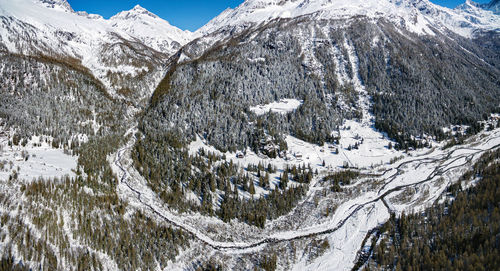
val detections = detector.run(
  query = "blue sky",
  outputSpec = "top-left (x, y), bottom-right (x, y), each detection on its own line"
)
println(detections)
top-left (67, 0), bottom-right (492, 31)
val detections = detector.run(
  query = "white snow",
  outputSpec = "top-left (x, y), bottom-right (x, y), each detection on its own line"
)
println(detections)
top-left (247, 57), bottom-right (266, 63)
top-left (0, 0), bottom-right (194, 97)
top-left (197, 0), bottom-right (500, 38)
top-left (0, 134), bottom-right (77, 182)
top-left (249, 98), bottom-right (303, 116)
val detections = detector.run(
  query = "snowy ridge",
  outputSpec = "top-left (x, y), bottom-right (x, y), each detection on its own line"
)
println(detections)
top-left (0, 0), bottom-right (193, 98)
top-left (198, 0), bottom-right (500, 38)
top-left (109, 5), bottom-right (193, 53)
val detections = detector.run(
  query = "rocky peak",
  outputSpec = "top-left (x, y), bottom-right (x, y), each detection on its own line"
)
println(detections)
top-left (36, 0), bottom-right (73, 12)
top-left (111, 5), bottom-right (159, 20)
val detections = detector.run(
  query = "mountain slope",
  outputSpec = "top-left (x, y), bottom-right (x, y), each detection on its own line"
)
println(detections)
top-left (197, 0), bottom-right (500, 38)
top-left (135, 1), bottom-right (500, 256)
top-left (0, 0), bottom-right (499, 270)
top-left (143, 0), bottom-right (500, 154)
top-left (0, 0), bottom-right (193, 102)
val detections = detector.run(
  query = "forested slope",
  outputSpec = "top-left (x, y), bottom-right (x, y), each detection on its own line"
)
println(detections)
top-left (362, 149), bottom-right (500, 270)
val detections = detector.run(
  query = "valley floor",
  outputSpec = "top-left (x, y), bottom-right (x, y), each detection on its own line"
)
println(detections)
top-left (111, 121), bottom-right (500, 270)
top-left (1, 113), bottom-right (498, 270)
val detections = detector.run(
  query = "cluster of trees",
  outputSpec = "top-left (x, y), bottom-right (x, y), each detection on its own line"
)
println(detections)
top-left (281, 164), bottom-right (314, 187)
top-left (0, 53), bottom-right (128, 148)
top-left (260, 253), bottom-right (278, 271)
top-left (219, 184), bottom-right (308, 228)
top-left (133, 130), bottom-right (313, 228)
top-left (8, 133), bottom-right (191, 270)
top-left (247, 162), bottom-right (277, 174)
top-left (323, 170), bottom-right (360, 192)
top-left (363, 148), bottom-right (500, 270)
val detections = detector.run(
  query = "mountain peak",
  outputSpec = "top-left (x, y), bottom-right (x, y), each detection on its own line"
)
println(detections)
top-left (36, 0), bottom-right (73, 12)
top-left (132, 4), bottom-right (149, 13)
top-left (111, 4), bottom-right (159, 19)
top-left (458, 0), bottom-right (500, 15)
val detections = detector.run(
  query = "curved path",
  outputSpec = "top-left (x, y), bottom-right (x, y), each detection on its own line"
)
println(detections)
top-left (113, 132), bottom-right (500, 252)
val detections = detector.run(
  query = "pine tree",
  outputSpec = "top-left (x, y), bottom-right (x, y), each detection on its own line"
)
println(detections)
top-left (249, 180), bottom-right (255, 195)
top-left (280, 170), bottom-right (288, 190)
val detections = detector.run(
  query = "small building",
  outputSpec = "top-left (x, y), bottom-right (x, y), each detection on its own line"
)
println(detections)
top-left (236, 152), bottom-right (245, 159)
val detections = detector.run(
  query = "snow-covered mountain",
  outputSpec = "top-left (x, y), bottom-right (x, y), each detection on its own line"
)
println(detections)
top-left (480, 0), bottom-right (500, 14)
top-left (0, 0), bottom-right (193, 101)
top-left (109, 5), bottom-right (193, 53)
top-left (1, 0), bottom-right (500, 271)
top-left (197, 0), bottom-right (500, 38)
top-left (455, 0), bottom-right (500, 28)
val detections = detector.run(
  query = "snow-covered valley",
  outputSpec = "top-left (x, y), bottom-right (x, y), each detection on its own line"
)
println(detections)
top-left (0, 0), bottom-right (499, 270)
top-left (112, 116), bottom-right (500, 270)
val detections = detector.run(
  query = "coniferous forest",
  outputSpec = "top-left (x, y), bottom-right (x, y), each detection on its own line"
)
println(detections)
top-left (0, 0), bottom-right (500, 270)
top-left (361, 149), bottom-right (500, 270)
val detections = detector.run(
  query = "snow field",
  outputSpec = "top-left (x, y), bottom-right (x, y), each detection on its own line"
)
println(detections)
top-left (0, 133), bottom-right (77, 182)
top-left (249, 99), bottom-right (303, 116)
top-left (198, 0), bottom-right (500, 38)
